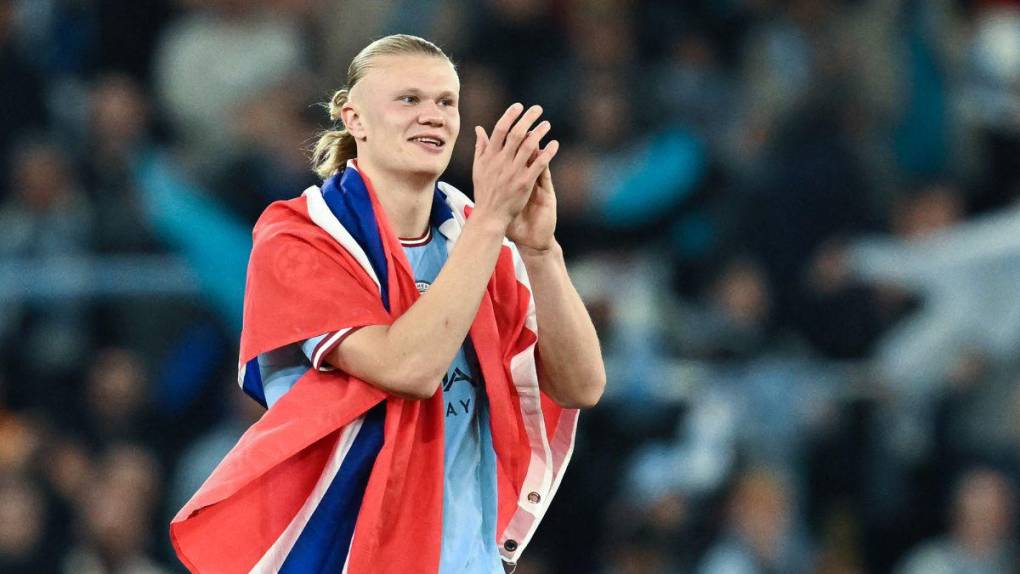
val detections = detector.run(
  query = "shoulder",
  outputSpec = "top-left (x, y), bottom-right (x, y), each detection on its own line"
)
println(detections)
top-left (248, 191), bottom-right (375, 285)
top-left (248, 194), bottom-right (341, 271)
top-left (252, 195), bottom-right (318, 246)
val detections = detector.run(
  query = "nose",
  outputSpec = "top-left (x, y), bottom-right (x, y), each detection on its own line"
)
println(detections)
top-left (418, 102), bottom-right (445, 126)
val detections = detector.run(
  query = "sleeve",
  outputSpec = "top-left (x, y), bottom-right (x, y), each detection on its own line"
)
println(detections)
top-left (847, 205), bottom-right (1020, 289)
top-left (239, 216), bottom-right (392, 365)
top-left (300, 327), bottom-right (365, 371)
top-left (846, 237), bottom-right (930, 288)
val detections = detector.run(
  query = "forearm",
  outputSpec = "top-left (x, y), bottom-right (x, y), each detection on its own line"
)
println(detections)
top-left (326, 212), bottom-right (508, 398)
top-left (520, 242), bottom-right (606, 408)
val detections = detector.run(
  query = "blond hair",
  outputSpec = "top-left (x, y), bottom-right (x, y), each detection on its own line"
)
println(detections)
top-left (310, 34), bottom-right (451, 179)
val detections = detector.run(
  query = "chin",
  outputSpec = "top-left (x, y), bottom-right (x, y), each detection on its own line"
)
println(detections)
top-left (406, 158), bottom-right (450, 181)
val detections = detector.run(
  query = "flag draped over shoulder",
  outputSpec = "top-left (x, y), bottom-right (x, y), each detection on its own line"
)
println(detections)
top-left (170, 160), bottom-right (579, 573)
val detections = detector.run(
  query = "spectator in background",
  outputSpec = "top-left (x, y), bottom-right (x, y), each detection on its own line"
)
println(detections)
top-left (932, 352), bottom-right (1020, 480)
top-left (0, 411), bottom-right (66, 571)
top-left (742, 101), bottom-right (877, 360)
top-left (844, 182), bottom-right (1020, 396)
top-left (98, 445), bottom-right (163, 524)
top-left (0, 138), bottom-right (93, 400)
top-left (153, 0), bottom-right (306, 178)
top-left (0, 410), bottom-right (43, 478)
top-left (63, 444), bottom-right (169, 574)
top-left (895, 467), bottom-right (1017, 574)
top-left (610, 458), bottom-right (693, 573)
top-left (672, 257), bottom-right (773, 360)
top-left (0, 138), bottom-right (94, 258)
top-left (0, 0), bottom-right (47, 201)
top-left (82, 74), bottom-right (199, 365)
top-left (211, 73), bottom-right (320, 225)
top-left (38, 435), bottom-right (93, 556)
top-left (960, 3), bottom-right (1020, 210)
top-left (570, 73), bottom-right (710, 247)
top-left (572, 73), bottom-right (629, 155)
top-left (84, 74), bottom-right (157, 254)
top-left (655, 29), bottom-right (735, 157)
top-left (0, 476), bottom-right (53, 573)
top-left (600, 525), bottom-right (677, 574)
top-left (78, 348), bottom-right (163, 453)
top-left (698, 467), bottom-right (813, 574)
top-left (736, 0), bottom-right (838, 170)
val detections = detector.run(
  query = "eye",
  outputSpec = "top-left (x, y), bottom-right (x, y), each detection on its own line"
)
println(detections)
top-left (399, 95), bottom-right (419, 104)
top-left (439, 98), bottom-right (457, 108)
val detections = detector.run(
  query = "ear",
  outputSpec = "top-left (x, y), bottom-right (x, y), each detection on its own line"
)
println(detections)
top-left (340, 101), bottom-right (366, 140)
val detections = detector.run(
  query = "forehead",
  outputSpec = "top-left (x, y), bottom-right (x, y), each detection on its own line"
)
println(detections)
top-left (360, 54), bottom-right (460, 94)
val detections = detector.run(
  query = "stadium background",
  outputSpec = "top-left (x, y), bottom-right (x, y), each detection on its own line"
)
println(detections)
top-left (2, 0), bottom-right (1020, 572)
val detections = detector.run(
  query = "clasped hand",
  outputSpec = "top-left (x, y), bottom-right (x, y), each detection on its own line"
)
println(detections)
top-left (472, 103), bottom-right (560, 252)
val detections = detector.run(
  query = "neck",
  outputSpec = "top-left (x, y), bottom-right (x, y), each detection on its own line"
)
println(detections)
top-left (356, 158), bottom-right (435, 238)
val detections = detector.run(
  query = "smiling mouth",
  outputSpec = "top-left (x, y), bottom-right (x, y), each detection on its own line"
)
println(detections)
top-left (409, 136), bottom-right (445, 148)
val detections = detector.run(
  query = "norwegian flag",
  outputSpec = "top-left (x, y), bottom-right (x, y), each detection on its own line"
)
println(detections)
top-left (170, 161), bottom-right (578, 573)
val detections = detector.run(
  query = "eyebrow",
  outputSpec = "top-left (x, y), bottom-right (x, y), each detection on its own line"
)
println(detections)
top-left (399, 87), bottom-right (458, 99)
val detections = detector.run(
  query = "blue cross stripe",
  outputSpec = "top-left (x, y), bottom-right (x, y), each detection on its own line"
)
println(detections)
top-left (320, 168), bottom-right (457, 312)
top-left (242, 356), bottom-right (268, 407)
top-left (321, 169), bottom-right (392, 312)
top-left (278, 403), bottom-right (386, 573)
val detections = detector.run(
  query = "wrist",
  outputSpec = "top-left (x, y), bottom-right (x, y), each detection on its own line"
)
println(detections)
top-left (466, 209), bottom-right (511, 238)
top-left (518, 240), bottom-right (563, 261)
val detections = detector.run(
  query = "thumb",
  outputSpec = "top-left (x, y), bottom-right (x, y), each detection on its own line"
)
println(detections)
top-left (474, 126), bottom-right (488, 159)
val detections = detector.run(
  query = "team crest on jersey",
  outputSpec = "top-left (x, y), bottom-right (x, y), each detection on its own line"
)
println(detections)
top-left (415, 280), bottom-right (431, 294)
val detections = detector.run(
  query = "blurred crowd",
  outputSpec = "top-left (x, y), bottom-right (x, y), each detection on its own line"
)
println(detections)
top-left (2, 0), bottom-right (1020, 572)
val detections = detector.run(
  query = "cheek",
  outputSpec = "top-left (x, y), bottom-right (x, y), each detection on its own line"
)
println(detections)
top-left (447, 114), bottom-right (461, 142)
top-left (365, 106), bottom-right (400, 137)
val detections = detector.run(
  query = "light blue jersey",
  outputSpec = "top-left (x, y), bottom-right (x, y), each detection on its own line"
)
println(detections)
top-left (256, 225), bottom-right (502, 573)
top-left (400, 226), bottom-right (503, 574)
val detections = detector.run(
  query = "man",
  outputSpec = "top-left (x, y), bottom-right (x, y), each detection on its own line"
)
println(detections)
top-left (171, 34), bottom-right (605, 573)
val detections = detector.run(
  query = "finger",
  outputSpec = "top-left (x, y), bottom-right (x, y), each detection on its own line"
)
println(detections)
top-left (527, 147), bottom-right (540, 166)
top-left (514, 120), bottom-right (551, 167)
top-left (474, 126), bottom-right (489, 160)
top-left (539, 164), bottom-right (553, 187)
top-left (504, 105), bottom-right (544, 158)
top-left (523, 140), bottom-right (559, 183)
top-left (489, 103), bottom-right (525, 153)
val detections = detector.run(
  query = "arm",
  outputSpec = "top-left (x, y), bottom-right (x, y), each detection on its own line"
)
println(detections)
top-left (506, 152), bottom-right (606, 408)
top-left (848, 204), bottom-right (1020, 288)
top-left (520, 242), bottom-right (606, 409)
top-left (323, 215), bottom-right (507, 399)
top-left (323, 104), bottom-right (559, 399)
